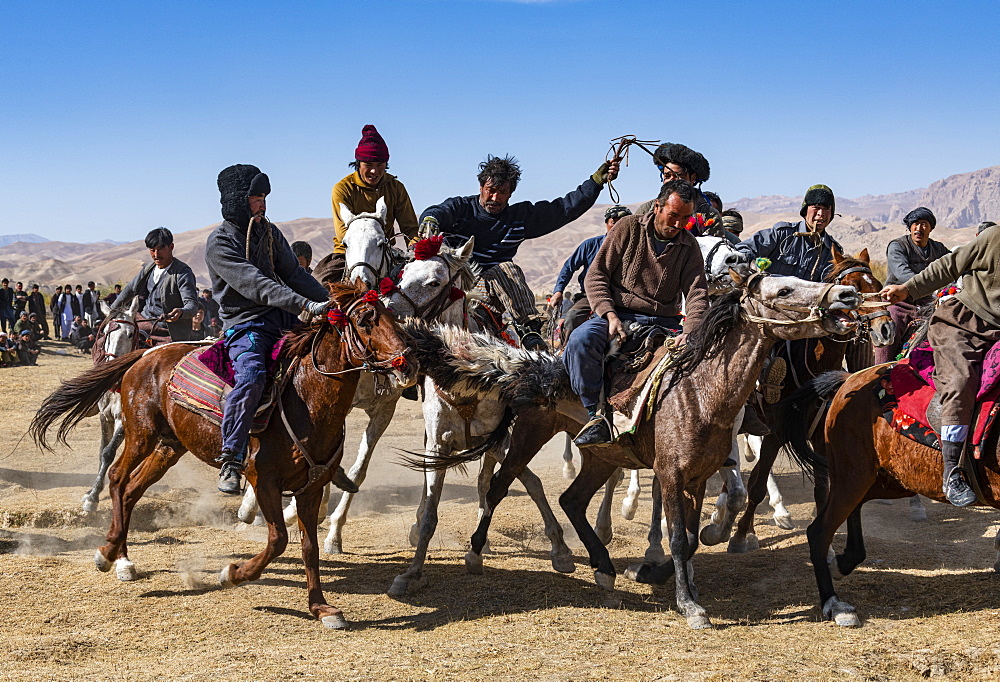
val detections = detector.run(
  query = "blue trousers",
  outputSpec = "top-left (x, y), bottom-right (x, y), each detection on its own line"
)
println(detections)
top-left (563, 311), bottom-right (681, 410)
top-left (220, 317), bottom-right (284, 458)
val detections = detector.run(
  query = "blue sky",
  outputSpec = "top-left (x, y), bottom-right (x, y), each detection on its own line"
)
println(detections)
top-left (3, 0), bottom-right (999, 242)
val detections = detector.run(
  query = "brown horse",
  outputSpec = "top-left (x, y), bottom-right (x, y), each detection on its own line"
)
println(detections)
top-left (781, 363), bottom-right (1000, 627)
top-left (726, 249), bottom-right (894, 552)
top-left (30, 282), bottom-right (417, 629)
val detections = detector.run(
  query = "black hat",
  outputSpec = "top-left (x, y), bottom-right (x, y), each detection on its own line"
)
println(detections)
top-left (903, 207), bottom-right (936, 229)
top-left (217, 164), bottom-right (269, 229)
top-left (800, 184), bottom-right (835, 217)
top-left (652, 143), bottom-right (711, 184)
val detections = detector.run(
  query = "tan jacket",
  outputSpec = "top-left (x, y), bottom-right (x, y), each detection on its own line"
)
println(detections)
top-left (330, 171), bottom-right (418, 253)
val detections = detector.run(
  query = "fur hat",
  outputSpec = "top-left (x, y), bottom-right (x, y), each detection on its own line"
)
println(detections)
top-left (800, 184), bottom-right (835, 217)
top-left (652, 143), bottom-right (710, 184)
top-left (217, 164), bottom-right (268, 228)
top-left (604, 205), bottom-right (632, 221)
top-left (355, 124), bottom-right (389, 163)
top-left (903, 207), bottom-right (936, 229)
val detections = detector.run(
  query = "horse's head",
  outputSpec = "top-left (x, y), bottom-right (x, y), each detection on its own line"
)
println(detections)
top-left (325, 281), bottom-right (419, 388)
top-left (100, 296), bottom-right (144, 360)
top-left (734, 270), bottom-right (861, 341)
top-left (697, 236), bottom-right (752, 295)
top-left (382, 236), bottom-right (480, 322)
top-left (829, 248), bottom-right (894, 347)
top-left (340, 196), bottom-right (390, 289)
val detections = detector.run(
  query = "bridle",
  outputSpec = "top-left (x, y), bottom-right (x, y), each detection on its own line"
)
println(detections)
top-left (342, 212), bottom-right (404, 284)
top-left (94, 316), bottom-right (149, 361)
top-left (831, 264), bottom-right (892, 341)
top-left (309, 292), bottom-right (410, 379)
top-left (383, 255), bottom-right (467, 321)
top-left (739, 272), bottom-right (837, 340)
top-left (704, 239), bottom-right (744, 292)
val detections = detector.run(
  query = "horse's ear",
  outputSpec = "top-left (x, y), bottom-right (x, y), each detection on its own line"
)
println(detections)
top-left (375, 196), bottom-right (388, 223)
top-left (728, 267), bottom-right (746, 286)
top-left (832, 249), bottom-right (844, 264)
top-left (100, 300), bottom-right (111, 316)
top-left (857, 248), bottom-right (870, 263)
top-left (339, 202), bottom-right (355, 226)
top-left (350, 276), bottom-right (366, 292)
top-left (128, 297), bottom-right (141, 315)
top-left (457, 236), bottom-right (475, 263)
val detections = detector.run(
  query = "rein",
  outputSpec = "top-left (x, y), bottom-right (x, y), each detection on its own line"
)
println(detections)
top-left (831, 264), bottom-right (891, 339)
top-left (739, 273), bottom-right (835, 340)
top-left (309, 294), bottom-right (409, 379)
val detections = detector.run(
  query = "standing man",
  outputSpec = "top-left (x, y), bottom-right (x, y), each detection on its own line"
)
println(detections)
top-left (27, 284), bottom-right (49, 339)
top-left (114, 228), bottom-right (199, 343)
top-left (82, 281), bottom-right (103, 326)
top-left (875, 207), bottom-right (950, 364)
top-left (419, 154), bottom-right (619, 348)
top-left (12, 282), bottom-right (29, 317)
top-left (316, 125), bottom-right (419, 284)
top-left (549, 205), bottom-right (631, 343)
top-left (200, 288), bottom-right (222, 336)
top-left (0, 279), bottom-right (14, 333)
top-left (207, 164), bottom-right (342, 494)
top-left (103, 284), bottom-right (122, 308)
top-left (291, 241), bottom-right (313, 273)
top-left (49, 285), bottom-right (64, 340)
top-left (58, 283), bottom-right (81, 340)
top-left (564, 181), bottom-right (710, 445)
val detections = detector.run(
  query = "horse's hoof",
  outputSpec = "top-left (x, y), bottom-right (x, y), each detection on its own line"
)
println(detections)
top-left (727, 534), bottom-right (758, 554)
top-left (623, 563), bottom-right (643, 583)
top-left (321, 614), bottom-right (349, 630)
top-left (94, 550), bottom-right (112, 573)
top-left (551, 553), bottom-right (575, 574)
top-left (408, 524), bottom-right (420, 548)
top-left (323, 539), bottom-right (343, 555)
top-left (236, 506), bottom-right (256, 525)
top-left (773, 512), bottom-right (795, 530)
top-left (875, 498), bottom-right (894, 505)
top-left (219, 564), bottom-right (238, 588)
top-left (81, 494), bottom-right (97, 514)
top-left (115, 558), bottom-right (138, 581)
top-left (700, 523), bottom-right (728, 547)
top-left (621, 497), bottom-right (638, 520)
top-left (562, 463), bottom-right (576, 480)
top-left (687, 614), bottom-right (713, 630)
top-left (594, 571), bottom-right (616, 591)
top-left (388, 575), bottom-right (411, 598)
top-left (823, 596), bottom-right (860, 627)
top-left (465, 550), bottom-right (484, 575)
top-left (994, 560), bottom-right (1000, 575)
top-left (252, 512), bottom-right (266, 527)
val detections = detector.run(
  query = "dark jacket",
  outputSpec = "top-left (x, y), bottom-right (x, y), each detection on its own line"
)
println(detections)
top-left (737, 220), bottom-right (844, 282)
top-left (12, 289), bottom-right (28, 314)
top-left (206, 219), bottom-right (329, 331)
top-left (554, 234), bottom-right (605, 295)
top-left (0, 287), bottom-right (13, 312)
top-left (117, 258), bottom-right (199, 341)
top-left (27, 292), bottom-right (47, 317)
top-left (885, 235), bottom-right (950, 305)
top-left (419, 178), bottom-right (604, 269)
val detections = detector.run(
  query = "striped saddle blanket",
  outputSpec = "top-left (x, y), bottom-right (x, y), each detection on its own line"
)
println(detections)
top-left (167, 348), bottom-right (277, 433)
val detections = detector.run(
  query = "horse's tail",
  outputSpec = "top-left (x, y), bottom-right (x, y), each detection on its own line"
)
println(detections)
top-left (30, 348), bottom-right (147, 451)
top-left (402, 320), bottom-right (572, 409)
top-left (774, 370), bottom-right (848, 479)
top-left (399, 407), bottom-right (515, 472)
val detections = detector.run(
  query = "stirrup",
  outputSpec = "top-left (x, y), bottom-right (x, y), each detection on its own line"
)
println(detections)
top-left (760, 356), bottom-right (786, 405)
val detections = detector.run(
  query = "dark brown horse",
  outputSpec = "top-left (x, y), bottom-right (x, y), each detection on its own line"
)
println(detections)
top-left (30, 282), bottom-right (417, 629)
top-left (781, 363), bottom-right (1000, 627)
top-left (726, 249), bottom-right (894, 552)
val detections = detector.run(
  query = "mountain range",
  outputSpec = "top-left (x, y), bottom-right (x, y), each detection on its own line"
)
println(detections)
top-left (1, 165), bottom-right (996, 295)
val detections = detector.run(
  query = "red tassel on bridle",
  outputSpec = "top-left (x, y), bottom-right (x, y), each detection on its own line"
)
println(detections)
top-left (413, 235), bottom-right (444, 260)
top-left (327, 307), bottom-right (347, 328)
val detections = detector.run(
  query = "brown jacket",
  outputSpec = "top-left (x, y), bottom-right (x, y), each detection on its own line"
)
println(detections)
top-left (585, 211), bottom-right (709, 334)
top-left (331, 171), bottom-right (418, 253)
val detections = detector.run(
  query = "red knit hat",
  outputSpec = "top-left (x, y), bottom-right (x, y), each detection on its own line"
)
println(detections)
top-left (355, 124), bottom-right (389, 163)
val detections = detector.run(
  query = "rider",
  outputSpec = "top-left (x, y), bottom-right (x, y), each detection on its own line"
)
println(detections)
top-left (207, 164), bottom-right (339, 494)
top-left (548, 205), bottom-right (631, 343)
top-left (114, 228), bottom-right (199, 343)
top-left (736, 184), bottom-right (844, 402)
top-left (564, 180), bottom-right (710, 445)
top-left (634, 143), bottom-right (733, 242)
top-left (874, 207), bottom-right (950, 364)
top-left (419, 154), bottom-right (619, 349)
top-left (881, 227), bottom-right (1000, 507)
top-left (317, 125), bottom-right (419, 284)
top-left (720, 210), bottom-right (744, 239)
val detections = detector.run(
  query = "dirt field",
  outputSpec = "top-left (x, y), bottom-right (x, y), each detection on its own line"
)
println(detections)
top-left (4, 348), bottom-right (1000, 681)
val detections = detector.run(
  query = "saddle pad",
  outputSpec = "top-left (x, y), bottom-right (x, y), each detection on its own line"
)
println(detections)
top-left (167, 349), bottom-right (276, 433)
top-left (611, 348), bottom-right (676, 438)
top-left (908, 340), bottom-right (1000, 399)
top-left (608, 343), bottom-right (673, 417)
top-left (875, 364), bottom-right (940, 451)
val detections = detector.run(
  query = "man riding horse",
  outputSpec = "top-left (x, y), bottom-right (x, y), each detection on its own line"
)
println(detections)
top-left (881, 226), bottom-right (1000, 507)
top-left (206, 164), bottom-right (337, 494)
top-left (564, 179), bottom-right (710, 445)
top-left (418, 153), bottom-right (619, 350)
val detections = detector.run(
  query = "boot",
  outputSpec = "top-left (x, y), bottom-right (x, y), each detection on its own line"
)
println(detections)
top-left (574, 413), bottom-right (613, 446)
top-left (942, 440), bottom-right (976, 507)
top-left (216, 451), bottom-right (245, 495)
top-left (331, 466), bottom-right (360, 494)
top-left (759, 356), bottom-right (786, 404)
top-left (739, 403), bottom-right (770, 437)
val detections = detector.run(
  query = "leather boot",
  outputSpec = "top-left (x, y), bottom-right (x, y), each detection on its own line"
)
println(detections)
top-left (739, 403), bottom-right (770, 437)
top-left (218, 459), bottom-right (245, 495)
top-left (574, 417), bottom-right (612, 446)
top-left (331, 466), bottom-right (360, 494)
top-left (760, 356), bottom-right (786, 404)
top-left (942, 440), bottom-right (976, 507)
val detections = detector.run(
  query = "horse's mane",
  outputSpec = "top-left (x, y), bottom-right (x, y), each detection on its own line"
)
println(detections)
top-left (662, 290), bottom-right (743, 393)
top-left (279, 282), bottom-right (362, 360)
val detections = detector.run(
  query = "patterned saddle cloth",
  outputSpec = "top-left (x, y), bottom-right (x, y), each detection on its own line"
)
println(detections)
top-left (607, 328), bottom-right (683, 438)
top-left (166, 339), bottom-right (292, 433)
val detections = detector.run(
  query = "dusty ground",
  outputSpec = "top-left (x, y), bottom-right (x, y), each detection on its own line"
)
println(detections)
top-left (4, 347), bottom-right (1000, 681)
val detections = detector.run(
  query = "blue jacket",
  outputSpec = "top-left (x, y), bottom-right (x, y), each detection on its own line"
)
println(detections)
top-left (554, 234), bottom-right (605, 295)
top-left (737, 220), bottom-right (844, 282)
top-left (419, 178), bottom-right (603, 269)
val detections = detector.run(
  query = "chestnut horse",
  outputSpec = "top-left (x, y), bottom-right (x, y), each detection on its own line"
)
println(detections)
top-left (781, 364), bottom-right (1000, 627)
top-left (29, 283), bottom-right (417, 629)
top-left (725, 249), bottom-right (894, 552)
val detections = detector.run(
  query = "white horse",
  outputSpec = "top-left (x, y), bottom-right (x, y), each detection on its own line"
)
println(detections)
top-left (81, 297), bottom-right (142, 513)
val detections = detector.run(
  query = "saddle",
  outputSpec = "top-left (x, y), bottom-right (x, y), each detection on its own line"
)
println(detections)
top-left (606, 324), bottom-right (682, 438)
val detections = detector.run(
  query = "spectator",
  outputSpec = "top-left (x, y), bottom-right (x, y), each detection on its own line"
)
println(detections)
top-left (12, 282), bottom-right (29, 315)
top-left (200, 288), bottom-right (221, 336)
top-left (103, 284), bottom-right (122, 308)
top-left (0, 278), bottom-right (14, 333)
top-left (189, 303), bottom-right (211, 340)
top-left (70, 317), bottom-right (96, 353)
top-left (0, 332), bottom-right (16, 366)
top-left (17, 329), bottom-right (40, 365)
top-left (291, 241), bottom-right (313, 273)
top-left (82, 281), bottom-right (103, 325)
top-left (50, 285), bottom-right (64, 340)
top-left (27, 284), bottom-right (49, 339)
top-left (58, 283), bottom-right (81, 339)
top-left (13, 311), bottom-right (31, 337)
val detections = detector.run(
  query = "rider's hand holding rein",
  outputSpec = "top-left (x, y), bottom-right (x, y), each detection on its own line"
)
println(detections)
top-left (606, 311), bottom-right (626, 343)
top-left (880, 283), bottom-right (909, 305)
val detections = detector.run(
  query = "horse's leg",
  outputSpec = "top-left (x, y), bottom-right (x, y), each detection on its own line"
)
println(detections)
top-left (808, 486), bottom-right (872, 627)
top-left (237, 484), bottom-right (260, 525)
top-left (475, 453), bottom-right (498, 555)
top-left (389, 465), bottom-right (446, 597)
top-left (621, 469), bottom-right (641, 520)
top-left (324, 397), bottom-right (398, 553)
top-left (831, 504), bottom-right (867, 578)
top-left (908, 494), bottom-right (928, 522)
top-left (594, 467), bottom-right (623, 545)
top-left (83, 399), bottom-right (123, 513)
top-left (625, 476), bottom-right (675, 585)
top-left (701, 416), bottom-right (747, 545)
top-left (97, 438), bottom-right (182, 581)
top-left (220, 477), bottom-right (289, 588)
top-left (562, 434), bottom-right (576, 479)
top-left (993, 526), bottom-right (1000, 574)
top-left (558, 451), bottom-right (620, 590)
top-left (514, 464), bottom-right (574, 573)
top-left (729, 434), bottom-right (781, 553)
top-left (293, 485), bottom-right (348, 629)
top-left (767, 472), bottom-right (795, 529)
top-left (661, 473), bottom-right (711, 629)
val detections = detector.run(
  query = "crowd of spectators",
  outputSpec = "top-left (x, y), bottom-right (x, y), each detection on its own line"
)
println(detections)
top-left (0, 277), bottom-right (224, 368)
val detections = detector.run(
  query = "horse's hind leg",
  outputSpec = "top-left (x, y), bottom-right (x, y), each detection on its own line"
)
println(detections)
top-left (293, 485), bottom-right (347, 629)
top-left (908, 494), bottom-right (928, 522)
top-left (515, 463), bottom-right (574, 573)
top-left (475, 453), bottom-right (498, 555)
top-left (559, 452), bottom-right (619, 590)
top-left (562, 434), bottom-right (576, 479)
top-left (729, 434), bottom-right (780, 553)
top-left (701, 417), bottom-right (747, 546)
top-left (767, 472), bottom-right (795, 529)
top-left (831, 504), bottom-right (866, 579)
top-left (389, 465), bottom-right (446, 597)
top-left (595, 467), bottom-right (623, 545)
top-left (625, 477), bottom-right (677, 585)
top-left (83, 405), bottom-right (123, 513)
top-left (621, 469), bottom-right (641, 520)
top-left (220, 477), bottom-right (289, 589)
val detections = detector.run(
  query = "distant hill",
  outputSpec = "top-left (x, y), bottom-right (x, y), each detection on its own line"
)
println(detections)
top-left (0, 233), bottom-right (49, 248)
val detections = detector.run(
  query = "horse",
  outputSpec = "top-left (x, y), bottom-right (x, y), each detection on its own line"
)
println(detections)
top-left (725, 249), bottom-right (894, 553)
top-left (403, 271), bottom-right (861, 628)
top-left (29, 282), bottom-right (417, 629)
